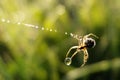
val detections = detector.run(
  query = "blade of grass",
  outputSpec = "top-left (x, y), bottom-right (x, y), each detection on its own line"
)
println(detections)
top-left (64, 58), bottom-right (120, 80)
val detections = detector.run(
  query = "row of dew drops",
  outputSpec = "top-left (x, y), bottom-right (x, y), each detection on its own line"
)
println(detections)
top-left (1, 18), bottom-right (78, 66)
top-left (0, 18), bottom-right (76, 37)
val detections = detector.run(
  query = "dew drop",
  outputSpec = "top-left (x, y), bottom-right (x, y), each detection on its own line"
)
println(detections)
top-left (7, 20), bottom-right (10, 23)
top-left (17, 22), bottom-right (21, 25)
top-left (64, 57), bottom-right (72, 66)
top-left (41, 27), bottom-right (44, 30)
top-left (50, 29), bottom-right (52, 32)
top-left (35, 26), bottom-right (39, 29)
top-left (65, 32), bottom-right (68, 35)
top-left (1, 19), bottom-right (6, 22)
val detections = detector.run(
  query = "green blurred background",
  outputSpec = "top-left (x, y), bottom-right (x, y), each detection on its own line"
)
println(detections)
top-left (0, 0), bottom-right (120, 80)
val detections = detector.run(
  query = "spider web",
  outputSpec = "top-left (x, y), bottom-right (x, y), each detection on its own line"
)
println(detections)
top-left (0, 18), bottom-right (78, 39)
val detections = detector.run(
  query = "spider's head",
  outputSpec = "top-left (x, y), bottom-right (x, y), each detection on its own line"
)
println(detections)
top-left (84, 38), bottom-right (96, 48)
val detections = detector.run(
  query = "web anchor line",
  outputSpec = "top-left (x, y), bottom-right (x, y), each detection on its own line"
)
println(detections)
top-left (1, 18), bottom-right (77, 38)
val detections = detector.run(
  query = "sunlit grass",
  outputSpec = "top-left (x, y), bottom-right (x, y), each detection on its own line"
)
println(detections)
top-left (0, 0), bottom-right (120, 80)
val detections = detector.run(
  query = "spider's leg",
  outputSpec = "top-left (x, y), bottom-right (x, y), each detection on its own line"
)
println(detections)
top-left (71, 49), bottom-right (81, 59)
top-left (81, 48), bottom-right (89, 67)
top-left (85, 33), bottom-right (99, 39)
top-left (66, 46), bottom-right (78, 58)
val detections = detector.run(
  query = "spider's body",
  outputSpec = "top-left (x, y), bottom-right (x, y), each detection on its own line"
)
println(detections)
top-left (65, 33), bottom-right (98, 67)
top-left (84, 38), bottom-right (96, 48)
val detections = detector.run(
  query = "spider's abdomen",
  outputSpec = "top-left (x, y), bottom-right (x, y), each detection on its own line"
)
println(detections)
top-left (85, 38), bottom-right (96, 48)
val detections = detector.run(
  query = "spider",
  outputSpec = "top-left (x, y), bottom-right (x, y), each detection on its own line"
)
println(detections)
top-left (64, 33), bottom-right (98, 67)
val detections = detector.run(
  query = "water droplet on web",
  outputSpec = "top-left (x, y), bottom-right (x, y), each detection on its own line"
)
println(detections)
top-left (41, 27), bottom-right (44, 30)
top-left (64, 57), bottom-right (72, 66)
top-left (0, 18), bottom-right (76, 38)
top-left (35, 26), bottom-right (39, 29)
top-left (50, 29), bottom-right (52, 32)
top-left (17, 22), bottom-right (21, 25)
top-left (1, 18), bottom-right (6, 22)
top-left (65, 32), bottom-right (68, 35)
top-left (7, 20), bottom-right (10, 23)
